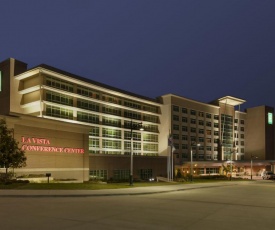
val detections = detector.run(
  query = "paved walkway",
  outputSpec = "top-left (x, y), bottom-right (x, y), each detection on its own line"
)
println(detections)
top-left (1, 180), bottom-right (270, 197)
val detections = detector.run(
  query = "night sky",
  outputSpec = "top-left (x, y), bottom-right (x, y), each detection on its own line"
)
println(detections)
top-left (1, 0), bottom-right (275, 110)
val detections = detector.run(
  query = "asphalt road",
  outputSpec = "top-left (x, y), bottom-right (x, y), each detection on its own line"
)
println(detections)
top-left (1, 180), bottom-right (274, 230)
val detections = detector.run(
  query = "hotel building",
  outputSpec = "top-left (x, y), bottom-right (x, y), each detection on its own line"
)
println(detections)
top-left (0, 58), bottom-right (274, 181)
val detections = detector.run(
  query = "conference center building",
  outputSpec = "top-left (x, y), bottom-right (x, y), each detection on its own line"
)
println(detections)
top-left (0, 58), bottom-right (274, 182)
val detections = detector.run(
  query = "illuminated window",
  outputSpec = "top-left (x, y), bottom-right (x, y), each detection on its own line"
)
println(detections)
top-left (102, 128), bottom-right (121, 139)
top-left (77, 112), bottom-right (99, 124)
top-left (143, 134), bottom-right (158, 142)
top-left (268, 113), bottom-right (273, 125)
top-left (46, 105), bottom-right (73, 120)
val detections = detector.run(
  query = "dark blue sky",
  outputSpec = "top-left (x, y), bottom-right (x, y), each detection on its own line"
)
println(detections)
top-left (1, 0), bottom-right (275, 110)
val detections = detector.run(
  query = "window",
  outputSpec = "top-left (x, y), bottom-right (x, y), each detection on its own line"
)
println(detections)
top-left (102, 94), bottom-right (121, 105)
top-left (182, 153), bottom-right (188, 158)
top-left (77, 86), bottom-right (99, 99)
top-left (182, 108), bottom-right (188, 114)
top-left (125, 131), bottom-right (141, 141)
top-left (206, 168), bottom-right (219, 174)
top-left (77, 99), bottom-right (99, 112)
top-left (199, 129), bottom-right (204, 134)
top-left (102, 128), bottom-right (121, 139)
top-left (199, 145), bottom-right (204, 150)
top-left (198, 112), bottom-right (204, 117)
top-left (191, 128), bottom-right (196, 133)
top-left (143, 114), bottom-right (158, 123)
top-left (173, 105), bottom-right (179, 112)
top-left (206, 122), bottom-right (211, 127)
top-left (182, 117), bottom-right (188, 123)
top-left (124, 100), bottom-right (141, 110)
top-left (240, 120), bottom-right (245, 124)
top-left (206, 138), bottom-right (211, 143)
top-left (182, 126), bottom-right (188, 132)
top-left (206, 146), bottom-right (211, 151)
top-left (240, 127), bottom-right (244, 131)
top-left (182, 135), bottom-right (188, 140)
top-left (190, 110), bottom-right (196, 116)
top-left (191, 119), bottom-right (196, 124)
top-left (102, 117), bottom-right (121, 127)
top-left (102, 106), bottom-right (122, 116)
top-left (173, 124), bottom-right (179, 130)
top-left (143, 143), bottom-right (158, 151)
top-left (103, 139), bottom-right (121, 149)
top-left (89, 127), bottom-right (99, 136)
top-left (182, 144), bottom-right (188, 150)
top-left (46, 91), bottom-right (73, 106)
top-left (198, 154), bottom-right (204, 160)
top-left (191, 136), bottom-right (196, 142)
top-left (214, 123), bottom-right (219, 128)
top-left (198, 120), bottom-right (204, 126)
top-left (89, 139), bottom-right (99, 149)
top-left (124, 141), bottom-right (141, 150)
top-left (114, 169), bottom-right (129, 180)
top-left (234, 119), bottom-right (238, 123)
top-left (124, 110), bottom-right (141, 120)
top-left (199, 137), bottom-right (204, 143)
top-left (173, 134), bottom-right (179, 140)
top-left (241, 134), bottom-right (244, 139)
top-left (241, 141), bottom-right (244, 146)
top-left (143, 134), bottom-right (158, 142)
top-left (46, 105), bottom-right (73, 120)
top-left (77, 112), bottom-right (99, 124)
top-left (173, 115), bottom-right (179, 121)
top-left (206, 113), bottom-right (211, 119)
top-left (90, 170), bottom-right (107, 180)
top-left (206, 130), bottom-right (211, 135)
top-left (214, 131), bottom-right (219, 136)
top-left (214, 115), bottom-right (219, 120)
top-left (139, 169), bottom-right (153, 180)
top-left (46, 76), bottom-right (74, 92)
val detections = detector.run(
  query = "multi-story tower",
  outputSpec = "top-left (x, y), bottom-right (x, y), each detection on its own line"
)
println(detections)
top-left (0, 58), bottom-right (166, 181)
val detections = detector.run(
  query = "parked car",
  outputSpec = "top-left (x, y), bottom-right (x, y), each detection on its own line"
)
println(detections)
top-left (262, 171), bottom-right (275, 180)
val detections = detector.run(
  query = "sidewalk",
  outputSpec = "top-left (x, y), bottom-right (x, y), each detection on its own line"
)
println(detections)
top-left (0, 181), bottom-right (245, 197)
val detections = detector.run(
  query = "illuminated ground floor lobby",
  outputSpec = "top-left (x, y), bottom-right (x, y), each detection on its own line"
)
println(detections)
top-left (178, 160), bottom-right (275, 178)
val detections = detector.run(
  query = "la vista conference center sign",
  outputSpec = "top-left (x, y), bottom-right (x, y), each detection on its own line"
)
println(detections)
top-left (21, 136), bottom-right (85, 154)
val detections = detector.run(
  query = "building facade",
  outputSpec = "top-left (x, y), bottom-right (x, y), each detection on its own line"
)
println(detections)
top-left (1, 57), bottom-right (275, 181)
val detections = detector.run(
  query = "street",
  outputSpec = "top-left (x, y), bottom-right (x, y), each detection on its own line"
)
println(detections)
top-left (1, 180), bottom-right (275, 230)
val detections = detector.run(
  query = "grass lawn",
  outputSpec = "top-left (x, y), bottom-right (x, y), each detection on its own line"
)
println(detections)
top-left (0, 177), bottom-right (248, 190)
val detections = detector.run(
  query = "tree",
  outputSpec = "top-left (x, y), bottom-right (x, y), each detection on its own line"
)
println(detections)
top-left (0, 119), bottom-right (26, 178)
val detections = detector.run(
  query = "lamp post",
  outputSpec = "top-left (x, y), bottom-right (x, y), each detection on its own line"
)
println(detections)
top-left (129, 120), bottom-right (143, 186)
top-left (250, 154), bottom-right (258, 180)
top-left (190, 142), bottom-right (200, 182)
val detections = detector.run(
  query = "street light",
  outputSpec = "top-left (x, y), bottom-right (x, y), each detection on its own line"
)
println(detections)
top-left (129, 120), bottom-right (143, 186)
top-left (250, 154), bottom-right (258, 180)
top-left (190, 142), bottom-right (200, 182)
